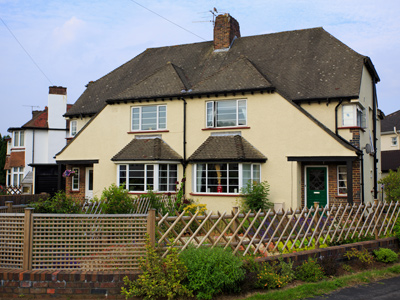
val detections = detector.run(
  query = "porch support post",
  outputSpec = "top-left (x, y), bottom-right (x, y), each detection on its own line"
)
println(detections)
top-left (346, 160), bottom-right (353, 205)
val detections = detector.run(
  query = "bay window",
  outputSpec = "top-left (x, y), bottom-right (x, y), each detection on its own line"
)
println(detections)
top-left (194, 163), bottom-right (260, 194)
top-left (70, 121), bottom-right (77, 136)
top-left (131, 105), bottom-right (166, 131)
top-left (342, 105), bottom-right (366, 128)
top-left (118, 163), bottom-right (177, 192)
top-left (206, 99), bottom-right (246, 128)
top-left (11, 167), bottom-right (24, 186)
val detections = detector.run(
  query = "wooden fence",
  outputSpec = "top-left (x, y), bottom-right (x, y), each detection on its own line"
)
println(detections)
top-left (1, 200), bottom-right (399, 271)
top-left (0, 193), bottom-right (50, 206)
top-left (155, 200), bottom-right (400, 257)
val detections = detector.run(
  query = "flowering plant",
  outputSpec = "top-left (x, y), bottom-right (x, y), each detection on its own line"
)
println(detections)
top-left (62, 169), bottom-right (76, 178)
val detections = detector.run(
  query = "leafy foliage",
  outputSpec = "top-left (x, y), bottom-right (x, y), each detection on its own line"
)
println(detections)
top-left (379, 168), bottom-right (400, 202)
top-left (31, 191), bottom-right (81, 214)
top-left (344, 248), bottom-right (375, 267)
top-left (0, 134), bottom-right (9, 185)
top-left (373, 248), bottom-right (398, 263)
top-left (122, 237), bottom-right (192, 300)
top-left (256, 257), bottom-right (295, 289)
top-left (295, 257), bottom-right (325, 282)
top-left (97, 184), bottom-right (135, 214)
top-left (179, 247), bottom-right (245, 299)
top-left (239, 180), bottom-right (273, 211)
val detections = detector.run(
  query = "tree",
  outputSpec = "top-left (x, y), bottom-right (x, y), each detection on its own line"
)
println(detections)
top-left (379, 168), bottom-right (400, 202)
top-left (0, 134), bottom-right (9, 185)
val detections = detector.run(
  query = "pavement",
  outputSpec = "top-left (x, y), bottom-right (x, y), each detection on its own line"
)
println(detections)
top-left (306, 275), bottom-right (400, 300)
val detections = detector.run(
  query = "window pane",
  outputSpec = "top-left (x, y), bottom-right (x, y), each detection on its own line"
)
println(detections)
top-left (242, 164), bottom-right (251, 187)
top-left (228, 163), bottom-right (239, 193)
top-left (158, 106), bottom-right (166, 129)
top-left (132, 108), bottom-right (140, 130)
top-left (197, 164), bottom-right (206, 192)
top-left (146, 165), bottom-right (154, 190)
top-left (342, 105), bottom-right (354, 126)
top-left (14, 132), bottom-right (19, 147)
top-left (206, 102), bottom-right (214, 127)
top-left (128, 164), bottom-right (145, 191)
top-left (238, 100), bottom-right (246, 125)
top-left (168, 165), bottom-right (177, 191)
top-left (216, 100), bottom-right (236, 127)
top-left (141, 106), bottom-right (157, 130)
top-left (20, 131), bottom-right (24, 147)
top-left (253, 164), bottom-right (261, 183)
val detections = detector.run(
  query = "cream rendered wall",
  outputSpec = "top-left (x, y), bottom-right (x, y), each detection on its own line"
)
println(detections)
top-left (381, 133), bottom-right (399, 151)
top-left (184, 93), bottom-right (357, 212)
top-left (57, 101), bottom-right (185, 198)
top-left (297, 102), bottom-right (337, 132)
top-left (57, 93), bottom-right (358, 212)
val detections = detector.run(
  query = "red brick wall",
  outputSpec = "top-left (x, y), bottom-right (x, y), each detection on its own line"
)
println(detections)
top-left (65, 165), bottom-right (87, 202)
top-left (214, 14), bottom-right (240, 49)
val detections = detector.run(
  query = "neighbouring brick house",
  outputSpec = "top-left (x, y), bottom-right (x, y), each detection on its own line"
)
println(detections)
top-left (56, 14), bottom-right (382, 211)
top-left (381, 110), bottom-right (400, 172)
top-left (4, 86), bottom-right (73, 195)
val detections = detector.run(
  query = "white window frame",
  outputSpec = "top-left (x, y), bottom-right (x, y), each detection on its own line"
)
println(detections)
top-left (131, 105), bottom-right (167, 131)
top-left (194, 162), bottom-right (261, 194)
top-left (11, 167), bottom-right (24, 186)
top-left (72, 168), bottom-right (80, 191)
top-left (337, 165), bottom-right (347, 196)
top-left (70, 120), bottom-right (77, 136)
top-left (206, 99), bottom-right (247, 128)
top-left (13, 131), bottom-right (24, 147)
top-left (118, 163), bottom-right (177, 192)
top-left (342, 104), bottom-right (366, 128)
top-left (391, 136), bottom-right (398, 147)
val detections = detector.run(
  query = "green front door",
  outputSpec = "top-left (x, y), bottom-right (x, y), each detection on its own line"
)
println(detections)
top-left (306, 167), bottom-right (327, 207)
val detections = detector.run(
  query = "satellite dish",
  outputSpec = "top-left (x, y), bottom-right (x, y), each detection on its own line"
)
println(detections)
top-left (365, 143), bottom-right (371, 154)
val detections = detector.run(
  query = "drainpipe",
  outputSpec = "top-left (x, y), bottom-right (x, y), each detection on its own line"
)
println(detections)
top-left (373, 81), bottom-right (378, 199)
top-left (360, 152), bottom-right (364, 204)
top-left (32, 129), bottom-right (35, 164)
top-left (179, 97), bottom-right (187, 174)
top-left (334, 99), bottom-right (343, 135)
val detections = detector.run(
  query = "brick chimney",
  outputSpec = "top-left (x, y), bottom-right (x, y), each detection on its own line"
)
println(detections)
top-left (49, 86), bottom-right (67, 95)
top-left (213, 14), bottom-right (240, 50)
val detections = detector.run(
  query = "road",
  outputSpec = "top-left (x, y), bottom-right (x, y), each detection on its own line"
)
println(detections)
top-left (307, 275), bottom-right (400, 300)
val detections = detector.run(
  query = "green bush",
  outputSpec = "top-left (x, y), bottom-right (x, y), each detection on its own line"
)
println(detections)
top-left (121, 237), bottom-right (192, 300)
top-left (31, 191), bottom-right (81, 214)
top-left (295, 257), bottom-right (325, 282)
top-left (256, 257), bottom-right (295, 289)
top-left (344, 248), bottom-right (375, 267)
top-left (379, 168), bottom-right (400, 202)
top-left (373, 248), bottom-right (398, 263)
top-left (179, 247), bottom-right (245, 299)
top-left (97, 184), bottom-right (135, 214)
top-left (239, 180), bottom-right (273, 211)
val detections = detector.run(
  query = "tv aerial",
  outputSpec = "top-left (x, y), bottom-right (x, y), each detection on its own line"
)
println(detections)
top-left (194, 7), bottom-right (225, 25)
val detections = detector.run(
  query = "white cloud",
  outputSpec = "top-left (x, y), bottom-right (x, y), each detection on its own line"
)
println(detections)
top-left (52, 16), bottom-right (86, 47)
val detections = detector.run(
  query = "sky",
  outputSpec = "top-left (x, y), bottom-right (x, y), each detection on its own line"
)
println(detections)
top-left (1, 0), bottom-right (400, 136)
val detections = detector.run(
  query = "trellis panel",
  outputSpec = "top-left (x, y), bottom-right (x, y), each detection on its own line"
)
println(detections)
top-left (0, 213), bottom-right (25, 268)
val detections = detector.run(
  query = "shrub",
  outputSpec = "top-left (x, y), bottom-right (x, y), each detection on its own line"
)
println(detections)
top-left (98, 184), bottom-right (134, 214)
top-left (121, 237), bottom-right (192, 300)
top-left (373, 248), bottom-right (398, 263)
top-left (179, 247), bottom-right (245, 299)
top-left (239, 180), bottom-right (273, 212)
top-left (295, 257), bottom-right (325, 282)
top-left (256, 257), bottom-right (295, 289)
top-left (344, 248), bottom-right (375, 267)
top-left (31, 191), bottom-right (81, 214)
top-left (379, 168), bottom-right (400, 202)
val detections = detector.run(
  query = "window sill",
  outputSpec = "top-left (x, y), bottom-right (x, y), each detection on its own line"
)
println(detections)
top-left (337, 126), bottom-right (365, 132)
top-left (10, 147), bottom-right (25, 151)
top-left (336, 195), bottom-right (348, 198)
top-left (127, 191), bottom-right (176, 195)
top-left (69, 190), bottom-right (80, 193)
top-left (190, 192), bottom-right (241, 197)
top-left (128, 130), bottom-right (169, 134)
top-left (202, 126), bottom-right (250, 131)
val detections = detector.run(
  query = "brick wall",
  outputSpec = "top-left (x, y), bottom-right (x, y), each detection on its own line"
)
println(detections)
top-left (213, 14), bottom-right (241, 50)
top-left (65, 165), bottom-right (87, 202)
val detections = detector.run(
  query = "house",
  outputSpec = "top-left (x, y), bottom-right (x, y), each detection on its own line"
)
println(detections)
top-left (4, 86), bottom-right (72, 194)
top-left (56, 14), bottom-right (382, 211)
top-left (381, 110), bottom-right (400, 173)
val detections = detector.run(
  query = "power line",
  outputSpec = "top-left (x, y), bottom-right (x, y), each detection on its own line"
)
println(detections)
top-left (128, 0), bottom-right (207, 41)
top-left (0, 16), bottom-right (54, 85)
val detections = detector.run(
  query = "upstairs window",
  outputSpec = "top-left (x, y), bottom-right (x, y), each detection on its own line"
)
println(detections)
top-left (13, 131), bottom-right (24, 147)
top-left (342, 105), bottom-right (366, 128)
top-left (131, 105), bottom-right (166, 131)
top-left (70, 121), bottom-right (77, 136)
top-left (206, 99), bottom-right (246, 128)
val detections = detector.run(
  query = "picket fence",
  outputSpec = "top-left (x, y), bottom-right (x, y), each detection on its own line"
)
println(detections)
top-left (0, 200), bottom-right (399, 271)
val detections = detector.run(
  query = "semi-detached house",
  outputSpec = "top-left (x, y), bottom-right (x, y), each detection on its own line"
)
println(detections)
top-left (56, 14), bottom-right (382, 212)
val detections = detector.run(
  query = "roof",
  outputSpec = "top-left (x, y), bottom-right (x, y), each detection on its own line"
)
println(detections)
top-left (188, 135), bottom-right (267, 162)
top-left (5, 151), bottom-right (25, 169)
top-left (381, 150), bottom-right (400, 172)
top-left (381, 110), bottom-right (400, 133)
top-left (111, 138), bottom-right (182, 161)
top-left (66, 27), bottom-right (378, 118)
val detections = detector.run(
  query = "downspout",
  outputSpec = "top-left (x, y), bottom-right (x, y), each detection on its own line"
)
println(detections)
top-left (373, 81), bottom-right (378, 199)
top-left (179, 97), bottom-right (187, 175)
top-left (335, 99), bottom-right (343, 135)
top-left (360, 152), bottom-right (364, 204)
top-left (32, 129), bottom-right (35, 164)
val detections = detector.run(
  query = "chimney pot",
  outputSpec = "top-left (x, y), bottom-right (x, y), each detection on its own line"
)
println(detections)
top-left (213, 13), bottom-right (240, 50)
top-left (49, 86), bottom-right (67, 95)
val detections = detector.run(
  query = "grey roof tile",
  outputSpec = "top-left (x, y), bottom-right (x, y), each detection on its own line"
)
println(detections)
top-left (188, 135), bottom-right (267, 162)
top-left (111, 138), bottom-right (182, 161)
top-left (381, 110), bottom-right (400, 133)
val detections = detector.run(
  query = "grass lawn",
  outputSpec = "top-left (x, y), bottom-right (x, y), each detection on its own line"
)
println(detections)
top-left (243, 264), bottom-right (400, 300)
